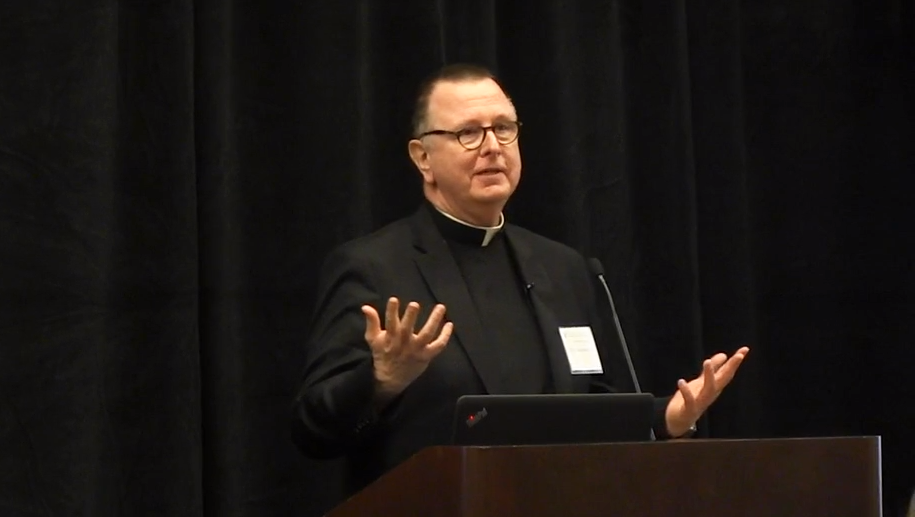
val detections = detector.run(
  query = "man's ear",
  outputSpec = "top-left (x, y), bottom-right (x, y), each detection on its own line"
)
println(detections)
top-left (408, 139), bottom-right (434, 184)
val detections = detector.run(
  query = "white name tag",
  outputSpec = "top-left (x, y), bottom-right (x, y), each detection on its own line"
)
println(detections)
top-left (557, 326), bottom-right (603, 375)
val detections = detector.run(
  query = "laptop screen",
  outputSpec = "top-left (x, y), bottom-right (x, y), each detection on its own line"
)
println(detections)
top-left (451, 393), bottom-right (655, 446)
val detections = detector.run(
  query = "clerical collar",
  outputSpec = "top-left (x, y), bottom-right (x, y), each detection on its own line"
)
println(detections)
top-left (427, 203), bottom-right (504, 247)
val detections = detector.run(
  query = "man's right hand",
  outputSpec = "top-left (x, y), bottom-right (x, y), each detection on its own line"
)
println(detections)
top-left (362, 297), bottom-right (453, 408)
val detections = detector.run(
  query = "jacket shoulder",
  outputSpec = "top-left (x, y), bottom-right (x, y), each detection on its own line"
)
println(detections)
top-left (507, 224), bottom-right (586, 261)
top-left (321, 216), bottom-right (415, 269)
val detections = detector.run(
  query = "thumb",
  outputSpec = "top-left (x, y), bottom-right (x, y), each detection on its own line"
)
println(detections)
top-left (362, 305), bottom-right (381, 342)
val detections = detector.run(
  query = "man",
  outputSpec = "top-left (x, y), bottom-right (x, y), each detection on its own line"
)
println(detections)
top-left (292, 63), bottom-right (749, 498)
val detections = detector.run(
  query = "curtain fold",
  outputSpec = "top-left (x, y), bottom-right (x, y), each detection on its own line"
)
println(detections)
top-left (0, 1), bottom-right (202, 515)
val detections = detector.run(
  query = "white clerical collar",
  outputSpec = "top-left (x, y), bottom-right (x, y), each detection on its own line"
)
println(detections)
top-left (433, 206), bottom-right (504, 247)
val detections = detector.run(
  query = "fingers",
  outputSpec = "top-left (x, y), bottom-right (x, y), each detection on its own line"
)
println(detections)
top-left (678, 347), bottom-right (750, 425)
top-left (699, 359), bottom-right (718, 400)
top-left (362, 305), bottom-right (381, 341)
top-left (677, 378), bottom-right (697, 414)
top-left (714, 352), bottom-right (746, 387)
top-left (400, 301), bottom-right (421, 339)
top-left (704, 359), bottom-right (716, 383)
top-left (423, 321), bottom-right (454, 359)
top-left (373, 298), bottom-right (452, 357)
top-left (711, 346), bottom-right (749, 383)
top-left (384, 297), bottom-right (400, 333)
top-left (708, 353), bottom-right (728, 371)
top-left (415, 304), bottom-right (447, 343)
top-left (705, 346), bottom-right (750, 377)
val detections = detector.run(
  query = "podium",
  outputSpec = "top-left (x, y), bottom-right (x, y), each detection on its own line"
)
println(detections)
top-left (325, 436), bottom-right (881, 517)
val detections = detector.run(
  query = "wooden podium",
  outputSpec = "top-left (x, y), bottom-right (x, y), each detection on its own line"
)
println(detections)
top-left (325, 436), bottom-right (882, 517)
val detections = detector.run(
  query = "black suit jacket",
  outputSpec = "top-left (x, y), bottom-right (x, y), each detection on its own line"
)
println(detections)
top-left (292, 204), bottom-right (670, 495)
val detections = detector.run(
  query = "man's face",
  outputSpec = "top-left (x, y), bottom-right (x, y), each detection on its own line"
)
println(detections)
top-left (410, 78), bottom-right (522, 226)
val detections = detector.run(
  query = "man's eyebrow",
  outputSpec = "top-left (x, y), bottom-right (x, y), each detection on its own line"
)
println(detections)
top-left (453, 113), bottom-right (517, 127)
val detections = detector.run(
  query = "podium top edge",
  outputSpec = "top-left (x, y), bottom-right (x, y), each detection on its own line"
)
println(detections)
top-left (425, 435), bottom-right (881, 451)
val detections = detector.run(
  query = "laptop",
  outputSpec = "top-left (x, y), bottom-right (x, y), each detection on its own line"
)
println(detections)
top-left (451, 392), bottom-right (655, 446)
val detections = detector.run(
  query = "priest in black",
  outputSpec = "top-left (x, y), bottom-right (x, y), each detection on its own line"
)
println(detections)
top-left (291, 63), bottom-right (750, 501)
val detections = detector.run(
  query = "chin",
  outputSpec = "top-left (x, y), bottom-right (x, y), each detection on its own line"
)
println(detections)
top-left (471, 187), bottom-right (512, 205)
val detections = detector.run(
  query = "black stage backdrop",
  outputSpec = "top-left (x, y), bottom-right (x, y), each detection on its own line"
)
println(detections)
top-left (1, 1), bottom-right (913, 516)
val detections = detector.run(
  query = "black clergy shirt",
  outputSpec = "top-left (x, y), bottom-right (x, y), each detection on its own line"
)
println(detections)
top-left (426, 202), bottom-right (554, 395)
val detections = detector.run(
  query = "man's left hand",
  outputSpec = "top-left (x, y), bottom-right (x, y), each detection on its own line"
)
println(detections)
top-left (664, 346), bottom-right (750, 437)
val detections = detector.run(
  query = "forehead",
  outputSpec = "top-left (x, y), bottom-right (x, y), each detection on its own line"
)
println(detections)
top-left (426, 78), bottom-right (516, 126)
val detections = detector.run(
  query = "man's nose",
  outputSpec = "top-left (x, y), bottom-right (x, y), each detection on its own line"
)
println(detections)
top-left (478, 128), bottom-right (502, 154)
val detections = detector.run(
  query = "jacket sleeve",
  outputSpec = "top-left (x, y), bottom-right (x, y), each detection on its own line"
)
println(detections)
top-left (290, 244), bottom-right (393, 459)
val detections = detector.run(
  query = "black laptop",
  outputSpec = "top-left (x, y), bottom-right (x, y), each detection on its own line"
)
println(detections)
top-left (451, 392), bottom-right (655, 446)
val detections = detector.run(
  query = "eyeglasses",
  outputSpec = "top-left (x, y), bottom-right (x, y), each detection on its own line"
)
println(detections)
top-left (417, 121), bottom-right (522, 150)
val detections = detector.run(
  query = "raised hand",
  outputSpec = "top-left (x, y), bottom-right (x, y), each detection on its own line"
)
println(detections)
top-left (664, 346), bottom-right (750, 437)
top-left (362, 297), bottom-right (453, 405)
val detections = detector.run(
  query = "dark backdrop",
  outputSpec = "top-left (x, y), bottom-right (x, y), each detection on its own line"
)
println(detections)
top-left (1, 1), bottom-right (913, 516)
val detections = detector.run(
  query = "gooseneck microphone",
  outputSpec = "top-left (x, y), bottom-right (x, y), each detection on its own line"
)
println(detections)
top-left (587, 258), bottom-right (642, 394)
top-left (587, 258), bottom-right (656, 441)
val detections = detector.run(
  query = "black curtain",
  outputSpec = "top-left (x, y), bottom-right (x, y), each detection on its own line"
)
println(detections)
top-left (1, 1), bottom-right (913, 516)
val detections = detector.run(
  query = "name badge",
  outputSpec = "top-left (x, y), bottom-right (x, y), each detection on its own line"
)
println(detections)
top-left (557, 326), bottom-right (603, 375)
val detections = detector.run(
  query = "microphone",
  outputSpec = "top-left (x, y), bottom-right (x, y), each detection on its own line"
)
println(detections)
top-left (587, 258), bottom-right (656, 441)
top-left (587, 258), bottom-right (642, 393)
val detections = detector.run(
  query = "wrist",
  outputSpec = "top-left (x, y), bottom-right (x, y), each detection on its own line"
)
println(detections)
top-left (672, 422), bottom-right (698, 438)
top-left (665, 421), bottom-right (697, 438)
top-left (371, 373), bottom-right (406, 412)
top-left (664, 406), bottom-right (698, 438)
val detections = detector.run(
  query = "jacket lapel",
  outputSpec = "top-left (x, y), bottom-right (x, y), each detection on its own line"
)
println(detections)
top-left (503, 227), bottom-right (576, 394)
top-left (410, 208), bottom-right (504, 395)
